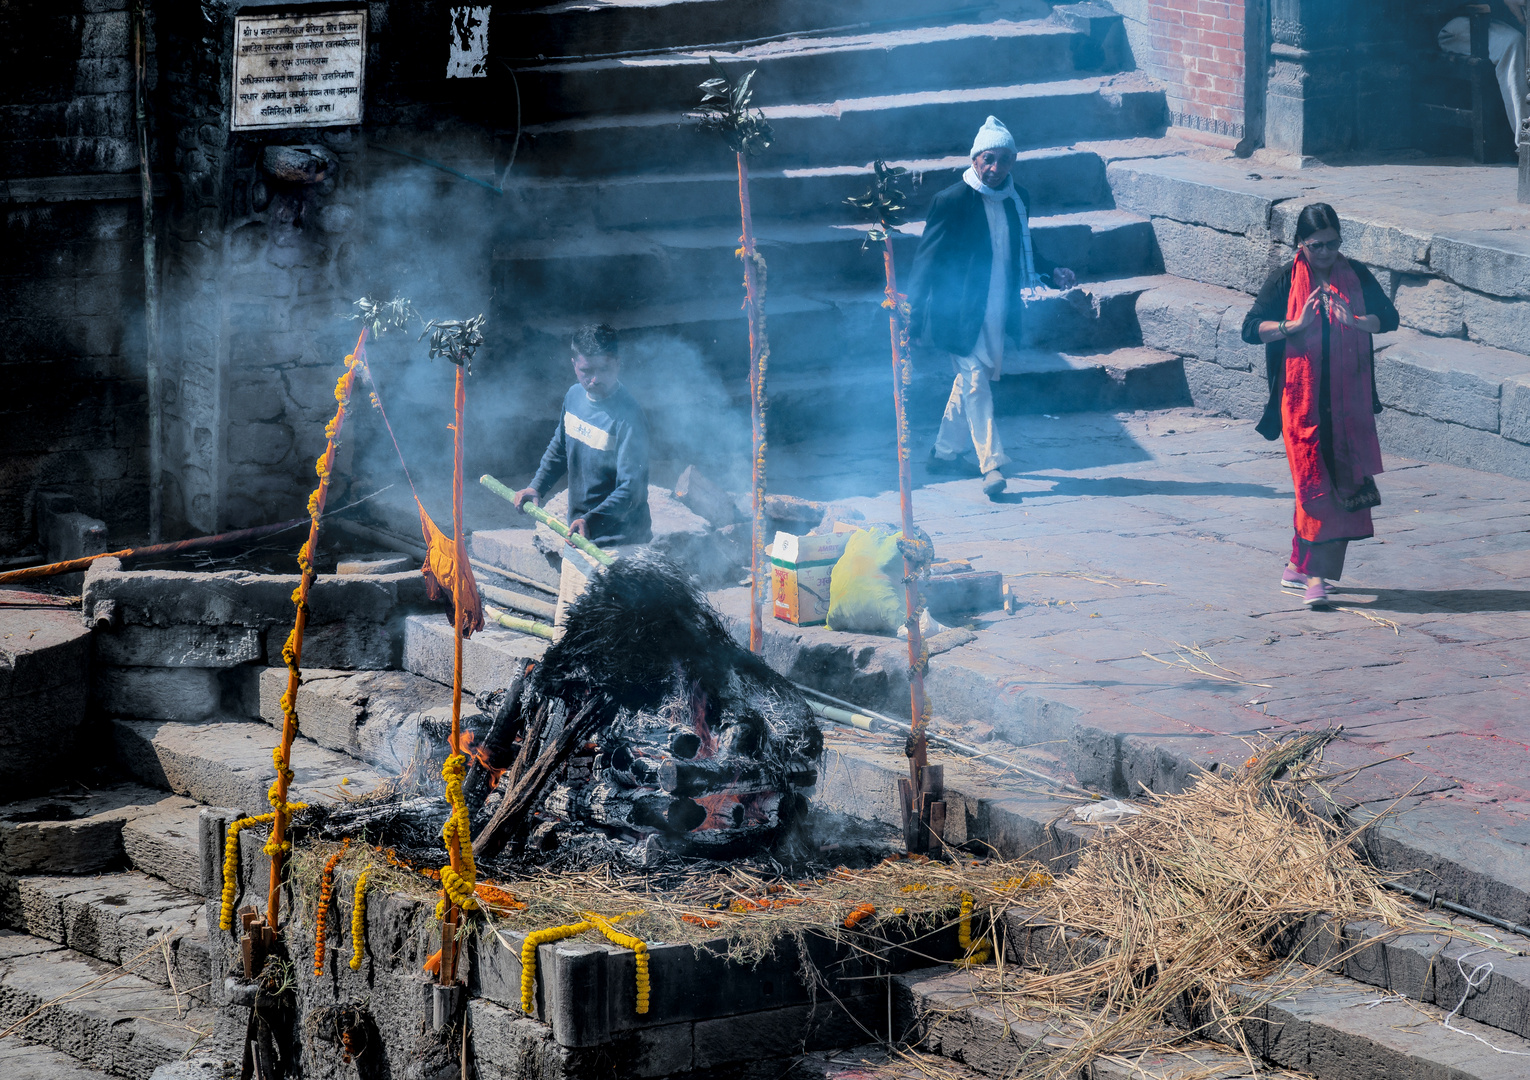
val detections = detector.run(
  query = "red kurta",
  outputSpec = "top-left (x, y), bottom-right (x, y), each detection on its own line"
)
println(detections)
top-left (1281, 253), bottom-right (1384, 543)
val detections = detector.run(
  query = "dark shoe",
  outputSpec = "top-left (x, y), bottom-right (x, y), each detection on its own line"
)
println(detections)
top-left (982, 470), bottom-right (1006, 498)
top-left (927, 450), bottom-right (976, 476)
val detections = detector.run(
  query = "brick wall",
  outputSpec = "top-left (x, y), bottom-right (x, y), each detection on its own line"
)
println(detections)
top-left (0, 0), bottom-right (149, 554)
top-left (1144, 0), bottom-right (1249, 140)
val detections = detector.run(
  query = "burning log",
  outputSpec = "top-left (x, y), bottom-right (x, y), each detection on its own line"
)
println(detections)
top-left (657, 757), bottom-right (816, 798)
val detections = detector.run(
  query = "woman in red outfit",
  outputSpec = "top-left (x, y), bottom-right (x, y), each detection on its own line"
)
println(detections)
top-left (1241, 204), bottom-right (1399, 609)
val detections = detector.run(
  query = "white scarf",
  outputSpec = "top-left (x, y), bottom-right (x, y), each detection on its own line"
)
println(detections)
top-left (962, 166), bottom-right (1042, 298)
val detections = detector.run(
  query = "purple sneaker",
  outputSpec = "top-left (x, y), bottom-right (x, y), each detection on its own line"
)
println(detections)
top-left (1280, 566), bottom-right (1305, 591)
top-left (1303, 579), bottom-right (1332, 608)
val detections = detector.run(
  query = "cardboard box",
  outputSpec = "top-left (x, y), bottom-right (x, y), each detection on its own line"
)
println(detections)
top-left (770, 530), bottom-right (853, 625)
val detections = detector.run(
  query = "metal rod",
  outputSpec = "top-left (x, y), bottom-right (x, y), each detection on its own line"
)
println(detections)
top-left (1381, 881), bottom-right (1530, 941)
top-left (330, 516), bottom-right (558, 596)
top-left (795, 682), bottom-right (1097, 799)
top-left (0, 517), bottom-right (310, 585)
top-left (131, 0), bottom-right (161, 543)
top-left (479, 474), bottom-right (615, 566)
top-left (373, 145), bottom-right (503, 195)
top-left (740, 151), bottom-right (766, 654)
top-left (484, 603), bottom-right (556, 640)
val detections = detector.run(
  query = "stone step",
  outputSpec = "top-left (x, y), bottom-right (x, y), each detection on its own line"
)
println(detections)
top-left (1, 785), bottom-right (205, 896)
top-left (1105, 154), bottom-right (1530, 359)
top-left (897, 966), bottom-right (1278, 1079)
top-left (401, 613), bottom-right (547, 697)
top-left (0, 1035), bottom-right (121, 1080)
top-left (518, 17), bottom-right (1119, 122)
top-left (1, 870), bottom-right (212, 1006)
top-left (1131, 276), bottom-right (1530, 484)
top-left (515, 74), bottom-right (1167, 178)
top-left (492, 211), bottom-right (1158, 315)
top-left (496, 149), bottom-right (1111, 235)
top-left (0, 608), bottom-right (91, 799)
top-left (0, 930), bottom-right (218, 1080)
top-left (253, 666), bottom-right (474, 776)
top-left (504, 0), bottom-right (1052, 58)
top-left (111, 718), bottom-right (388, 818)
top-left (508, 274), bottom-right (1169, 385)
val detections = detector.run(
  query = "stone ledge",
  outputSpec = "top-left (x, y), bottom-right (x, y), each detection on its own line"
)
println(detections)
top-left (1375, 330), bottom-right (1530, 433)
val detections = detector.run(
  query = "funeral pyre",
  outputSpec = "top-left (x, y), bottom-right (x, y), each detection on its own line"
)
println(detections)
top-left (310, 551), bottom-right (824, 869)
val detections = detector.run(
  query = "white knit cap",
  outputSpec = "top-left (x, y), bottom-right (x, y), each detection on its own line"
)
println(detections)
top-left (970, 115), bottom-right (1016, 157)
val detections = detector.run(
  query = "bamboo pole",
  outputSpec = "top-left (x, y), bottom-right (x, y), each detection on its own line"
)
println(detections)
top-left (484, 603), bottom-right (556, 640)
top-left (0, 518), bottom-right (309, 586)
top-left (266, 329), bottom-right (366, 928)
top-left (479, 474), bottom-right (615, 566)
top-left (441, 363), bottom-right (470, 984)
top-left (740, 150), bottom-right (767, 654)
top-left (882, 236), bottom-right (930, 844)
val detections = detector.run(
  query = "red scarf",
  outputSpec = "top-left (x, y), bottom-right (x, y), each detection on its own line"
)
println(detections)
top-left (1281, 252), bottom-right (1384, 537)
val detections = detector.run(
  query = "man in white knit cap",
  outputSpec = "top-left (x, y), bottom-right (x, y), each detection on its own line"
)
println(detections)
top-left (907, 115), bottom-right (1075, 498)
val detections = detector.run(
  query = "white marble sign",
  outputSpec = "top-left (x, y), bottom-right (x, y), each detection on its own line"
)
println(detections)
top-left (232, 11), bottom-right (367, 130)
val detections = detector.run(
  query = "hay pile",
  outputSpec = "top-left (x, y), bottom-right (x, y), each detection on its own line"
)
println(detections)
top-left (965, 765), bottom-right (1414, 1078)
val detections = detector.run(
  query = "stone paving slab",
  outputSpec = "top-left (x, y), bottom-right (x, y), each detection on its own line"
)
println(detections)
top-left (0, 1035), bottom-right (119, 1080)
top-left (1, 870), bottom-right (210, 1003)
top-left (735, 407), bottom-right (1530, 930)
top-left (0, 930), bottom-right (217, 1080)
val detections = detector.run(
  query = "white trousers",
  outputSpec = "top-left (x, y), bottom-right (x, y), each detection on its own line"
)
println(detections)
top-left (1440, 17), bottom-right (1527, 146)
top-left (933, 352), bottom-right (1009, 475)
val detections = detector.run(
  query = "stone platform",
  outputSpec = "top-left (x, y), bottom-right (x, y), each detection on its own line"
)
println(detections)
top-left (723, 406), bottom-right (1530, 932)
top-left (1106, 150), bottom-right (1530, 482)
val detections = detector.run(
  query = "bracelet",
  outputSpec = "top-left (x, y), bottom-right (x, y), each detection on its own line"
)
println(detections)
top-left (1279, 320), bottom-right (1289, 337)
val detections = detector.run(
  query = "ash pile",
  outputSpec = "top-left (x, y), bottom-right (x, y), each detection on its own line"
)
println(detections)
top-left (328, 551), bottom-right (823, 866)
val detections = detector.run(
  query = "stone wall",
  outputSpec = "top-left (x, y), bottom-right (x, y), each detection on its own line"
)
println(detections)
top-left (0, 0), bottom-right (149, 552)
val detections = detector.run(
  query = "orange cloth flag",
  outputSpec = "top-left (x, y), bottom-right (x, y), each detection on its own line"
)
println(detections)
top-left (417, 499), bottom-right (485, 636)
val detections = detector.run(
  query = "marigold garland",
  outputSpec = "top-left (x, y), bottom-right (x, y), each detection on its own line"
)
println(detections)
top-left (585, 911), bottom-right (651, 1015)
top-left (519, 919), bottom-right (594, 1011)
top-left (219, 812), bottom-right (275, 932)
top-left (435, 753), bottom-right (479, 920)
top-left (956, 892), bottom-right (991, 965)
top-left (313, 840), bottom-right (350, 976)
top-left (349, 867), bottom-right (371, 971)
top-left (265, 336), bottom-right (365, 929)
top-left (843, 903), bottom-right (876, 930)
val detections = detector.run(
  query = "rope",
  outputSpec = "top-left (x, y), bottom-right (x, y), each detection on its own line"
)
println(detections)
top-left (1442, 937), bottom-right (1530, 1055)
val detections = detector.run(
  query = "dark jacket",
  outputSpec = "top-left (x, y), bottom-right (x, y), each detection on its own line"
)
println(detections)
top-left (905, 180), bottom-right (1055, 358)
top-left (529, 383), bottom-right (652, 546)
top-left (1240, 259), bottom-right (1399, 440)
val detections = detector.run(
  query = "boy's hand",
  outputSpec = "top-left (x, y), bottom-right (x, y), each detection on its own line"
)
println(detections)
top-left (567, 518), bottom-right (589, 542)
top-left (513, 486), bottom-right (539, 508)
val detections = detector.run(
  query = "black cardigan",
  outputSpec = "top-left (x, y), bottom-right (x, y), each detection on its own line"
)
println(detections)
top-left (906, 180), bottom-right (1056, 358)
top-left (1240, 260), bottom-right (1400, 440)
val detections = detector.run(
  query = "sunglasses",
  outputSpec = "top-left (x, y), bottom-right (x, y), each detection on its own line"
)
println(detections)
top-left (1301, 239), bottom-right (1341, 253)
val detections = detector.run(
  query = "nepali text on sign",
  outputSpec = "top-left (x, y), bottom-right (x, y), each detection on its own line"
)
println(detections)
top-left (232, 12), bottom-right (367, 130)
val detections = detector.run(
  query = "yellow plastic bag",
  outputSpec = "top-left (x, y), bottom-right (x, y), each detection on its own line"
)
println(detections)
top-left (826, 528), bottom-right (904, 633)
